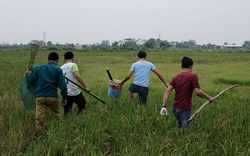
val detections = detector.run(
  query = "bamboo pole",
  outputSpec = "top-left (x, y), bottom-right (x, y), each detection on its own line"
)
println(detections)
top-left (28, 44), bottom-right (39, 70)
top-left (188, 84), bottom-right (239, 122)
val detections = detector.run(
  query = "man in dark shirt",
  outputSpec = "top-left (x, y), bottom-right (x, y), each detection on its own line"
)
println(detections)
top-left (26, 52), bottom-right (67, 136)
top-left (160, 56), bottom-right (214, 129)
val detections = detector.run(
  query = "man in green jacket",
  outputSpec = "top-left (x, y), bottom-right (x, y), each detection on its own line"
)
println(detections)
top-left (26, 52), bottom-right (67, 136)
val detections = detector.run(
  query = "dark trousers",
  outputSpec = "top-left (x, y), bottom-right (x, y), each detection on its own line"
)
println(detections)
top-left (64, 92), bottom-right (86, 115)
top-left (129, 83), bottom-right (149, 104)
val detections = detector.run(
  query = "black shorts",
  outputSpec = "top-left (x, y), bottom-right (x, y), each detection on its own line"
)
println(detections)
top-left (129, 83), bottom-right (149, 104)
top-left (64, 92), bottom-right (86, 115)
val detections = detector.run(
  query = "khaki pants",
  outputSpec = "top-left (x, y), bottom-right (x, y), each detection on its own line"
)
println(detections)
top-left (35, 97), bottom-right (59, 135)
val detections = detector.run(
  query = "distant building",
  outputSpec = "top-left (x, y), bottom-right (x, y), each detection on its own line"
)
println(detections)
top-left (221, 44), bottom-right (243, 50)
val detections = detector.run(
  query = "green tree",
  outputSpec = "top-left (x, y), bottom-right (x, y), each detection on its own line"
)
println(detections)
top-left (243, 41), bottom-right (250, 49)
top-left (47, 41), bottom-right (52, 47)
top-left (97, 40), bottom-right (110, 51)
top-left (175, 40), bottom-right (197, 49)
top-left (144, 38), bottom-right (156, 49)
top-left (111, 41), bottom-right (119, 50)
top-left (29, 40), bottom-right (46, 47)
top-left (159, 40), bottom-right (171, 50)
top-left (201, 43), bottom-right (214, 49)
top-left (121, 38), bottom-right (138, 50)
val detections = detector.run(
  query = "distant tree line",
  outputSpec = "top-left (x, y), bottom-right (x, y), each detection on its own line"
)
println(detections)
top-left (1, 38), bottom-right (250, 51)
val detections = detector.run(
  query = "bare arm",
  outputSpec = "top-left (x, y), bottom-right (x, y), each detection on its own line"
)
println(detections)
top-left (194, 88), bottom-right (214, 102)
top-left (162, 85), bottom-right (174, 107)
top-left (118, 71), bottom-right (133, 86)
top-left (73, 72), bottom-right (90, 92)
top-left (152, 69), bottom-right (168, 87)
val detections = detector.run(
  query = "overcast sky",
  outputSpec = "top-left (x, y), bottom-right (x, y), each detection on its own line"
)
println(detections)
top-left (1, 0), bottom-right (249, 45)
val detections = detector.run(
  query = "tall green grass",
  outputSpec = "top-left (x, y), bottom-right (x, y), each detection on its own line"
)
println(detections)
top-left (0, 50), bottom-right (249, 155)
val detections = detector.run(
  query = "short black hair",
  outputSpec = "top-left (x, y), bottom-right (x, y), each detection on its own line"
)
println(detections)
top-left (182, 56), bottom-right (193, 68)
top-left (137, 51), bottom-right (147, 58)
top-left (48, 52), bottom-right (59, 61)
top-left (64, 51), bottom-right (74, 60)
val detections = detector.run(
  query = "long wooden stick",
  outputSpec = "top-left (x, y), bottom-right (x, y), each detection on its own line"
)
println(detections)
top-left (188, 84), bottom-right (239, 122)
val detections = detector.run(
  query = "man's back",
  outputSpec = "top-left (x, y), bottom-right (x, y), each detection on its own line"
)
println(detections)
top-left (170, 72), bottom-right (200, 110)
top-left (131, 60), bottom-right (156, 87)
top-left (28, 61), bottom-right (67, 98)
top-left (61, 62), bottom-right (81, 96)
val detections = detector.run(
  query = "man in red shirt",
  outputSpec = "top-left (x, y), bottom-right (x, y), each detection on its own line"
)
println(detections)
top-left (160, 56), bottom-right (214, 129)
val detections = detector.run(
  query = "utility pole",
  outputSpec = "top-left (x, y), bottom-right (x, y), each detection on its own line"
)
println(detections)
top-left (43, 32), bottom-right (46, 45)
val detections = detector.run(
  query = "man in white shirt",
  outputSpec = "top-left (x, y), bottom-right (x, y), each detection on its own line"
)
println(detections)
top-left (61, 51), bottom-right (90, 115)
top-left (118, 51), bottom-right (168, 104)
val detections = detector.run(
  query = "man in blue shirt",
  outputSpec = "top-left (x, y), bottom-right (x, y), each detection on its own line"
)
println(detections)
top-left (26, 52), bottom-right (67, 136)
top-left (118, 51), bottom-right (168, 104)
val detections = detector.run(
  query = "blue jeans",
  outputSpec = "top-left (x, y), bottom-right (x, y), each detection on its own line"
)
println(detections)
top-left (172, 107), bottom-right (191, 128)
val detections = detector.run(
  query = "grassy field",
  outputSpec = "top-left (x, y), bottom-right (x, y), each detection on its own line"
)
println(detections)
top-left (0, 49), bottom-right (249, 155)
